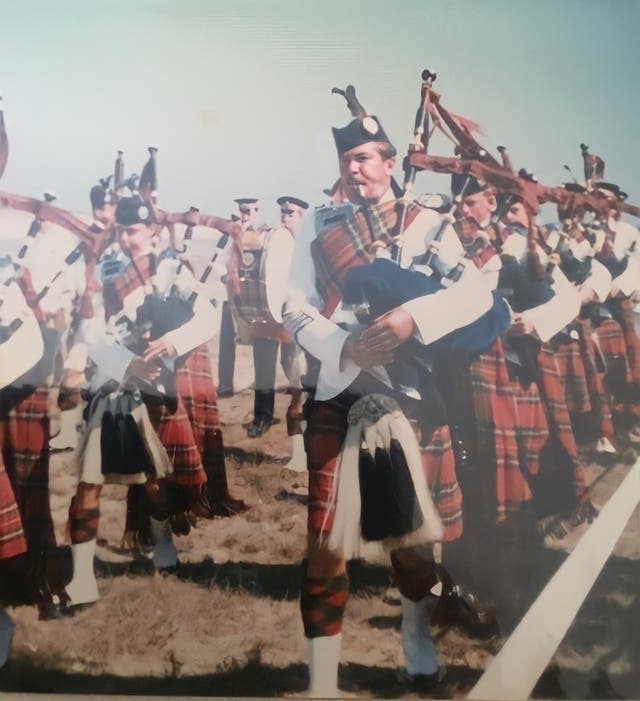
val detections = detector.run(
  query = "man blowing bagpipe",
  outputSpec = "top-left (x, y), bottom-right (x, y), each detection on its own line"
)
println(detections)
top-left (282, 76), bottom-right (510, 696)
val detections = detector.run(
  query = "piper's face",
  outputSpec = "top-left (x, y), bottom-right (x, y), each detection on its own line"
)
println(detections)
top-left (94, 203), bottom-right (115, 226)
top-left (504, 201), bottom-right (530, 229)
top-left (239, 204), bottom-right (259, 230)
top-left (339, 142), bottom-right (395, 205)
top-left (280, 204), bottom-right (305, 235)
top-left (117, 222), bottom-right (154, 257)
top-left (458, 191), bottom-right (496, 226)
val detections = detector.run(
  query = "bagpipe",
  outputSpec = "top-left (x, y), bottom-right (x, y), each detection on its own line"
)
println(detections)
top-left (107, 226), bottom-right (232, 397)
top-left (329, 74), bottom-right (511, 397)
top-left (395, 72), bottom-right (573, 384)
top-left (0, 96), bottom-right (98, 389)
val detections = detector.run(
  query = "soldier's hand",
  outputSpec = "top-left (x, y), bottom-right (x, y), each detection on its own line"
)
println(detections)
top-left (509, 313), bottom-right (537, 337)
top-left (144, 336), bottom-right (178, 361)
top-left (359, 307), bottom-right (417, 352)
top-left (342, 332), bottom-right (394, 370)
top-left (127, 356), bottom-right (162, 382)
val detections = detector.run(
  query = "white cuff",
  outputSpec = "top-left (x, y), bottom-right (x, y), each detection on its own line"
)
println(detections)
top-left (613, 257), bottom-right (640, 297)
top-left (164, 296), bottom-right (217, 357)
top-left (296, 315), bottom-right (360, 400)
top-left (585, 259), bottom-right (612, 303)
top-left (523, 286), bottom-right (580, 342)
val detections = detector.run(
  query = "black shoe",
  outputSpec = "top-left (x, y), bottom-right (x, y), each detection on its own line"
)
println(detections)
top-left (217, 387), bottom-right (234, 398)
top-left (431, 585), bottom-right (499, 640)
top-left (384, 669), bottom-right (441, 698)
top-left (247, 418), bottom-right (272, 438)
top-left (406, 671), bottom-right (441, 695)
top-left (157, 563), bottom-right (179, 577)
top-left (59, 600), bottom-right (97, 618)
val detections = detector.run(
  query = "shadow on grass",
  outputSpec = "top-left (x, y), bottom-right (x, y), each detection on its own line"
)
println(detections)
top-left (92, 557), bottom-right (392, 602)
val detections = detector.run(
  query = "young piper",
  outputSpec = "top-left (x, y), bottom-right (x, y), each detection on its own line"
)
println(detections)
top-left (64, 197), bottom-right (243, 612)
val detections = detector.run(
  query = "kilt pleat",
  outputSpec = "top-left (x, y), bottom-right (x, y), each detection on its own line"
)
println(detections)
top-left (0, 454), bottom-right (27, 561)
top-left (305, 391), bottom-right (462, 543)
top-left (596, 318), bottom-right (631, 381)
top-left (0, 386), bottom-right (56, 553)
top-left (552, 337), bottom-right (591, 415)
top-left (465, 339), bottom-right (541, 522)
top-left (536, 345), bottom-right (586, 499)
top-left (174, 344), bottom-right (230, 500)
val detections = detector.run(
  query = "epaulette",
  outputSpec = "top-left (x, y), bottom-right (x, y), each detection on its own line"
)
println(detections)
top-left (314, 202), bottom-right (354, 237)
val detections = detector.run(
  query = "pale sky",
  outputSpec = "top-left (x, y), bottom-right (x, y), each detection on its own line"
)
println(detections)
top-left (0, 0), bottom-right (639, 226)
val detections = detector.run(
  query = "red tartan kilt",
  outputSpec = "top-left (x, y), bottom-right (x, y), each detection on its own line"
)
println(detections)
top-left (596, 319), bottom-right (630, 379)
top-left (0, 386), bottom-right (56, 553)
top-left (0, 454), bottom-right (27, 561)
top-left (552, 338), bottom-right (591, 414)
top-left (559, 319), bottom-right (614, 439)
top-left (421, 425), bottom-right (462, 541)
top-left (616, 298), bottom-right (640, 385)
top-left (172, 344), bottom-right (229, 502)
top-left (536, 345), bottom-right (586, 500)
top-left (305, 393), bottom-right (462, 544)
top-left (144, 349), bottom-right (213, 488)
top-left (464, 341), bottom-right (542, 522)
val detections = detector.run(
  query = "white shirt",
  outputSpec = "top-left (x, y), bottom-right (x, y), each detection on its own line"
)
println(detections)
top-left (88, 251), bottom-right (218, 391)
top-left (284, 191), bottom-right (495, 400)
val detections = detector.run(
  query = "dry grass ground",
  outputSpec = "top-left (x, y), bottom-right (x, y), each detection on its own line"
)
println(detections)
top-left (1, 343), bottom-right (639, 698)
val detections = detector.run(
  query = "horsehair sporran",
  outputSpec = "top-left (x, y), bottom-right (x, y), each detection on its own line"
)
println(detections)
top-left (323, 393), bottom-right (443, 559)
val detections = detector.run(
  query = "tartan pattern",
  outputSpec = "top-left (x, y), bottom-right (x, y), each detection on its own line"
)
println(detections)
top-left (104, 254), bottom-right (208, 487)
top-left (594, 315), bottom-right (640, 417)
top-left (611, 298), bottom-right (640, 386)
top-left (554, 319), bottom-right (614, 439)
top-left (304, 392), bottom-right (462, 543)
top-left (0, 453), bottom-right (27, 560)
top-left (422, 425), bottom-right (463, 540)
top-left (0, 386), bottom-right (56, 553)
top-left (103, 253), bottom-right (154, 318)
top-left (174, 344), bottom-right (229, 497)
top-left (301, 571), bottom-right (349, 638)
top-left (596, 318), bottom-right (630, 381)
top-left (463, 339), bottom-right (543, 522)
top-left (552, 335), bottom-right (591, 414)
top-left (535, 344), bottom-right (586, 499)
top-left (310, 200), bottom-right (423, 317)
